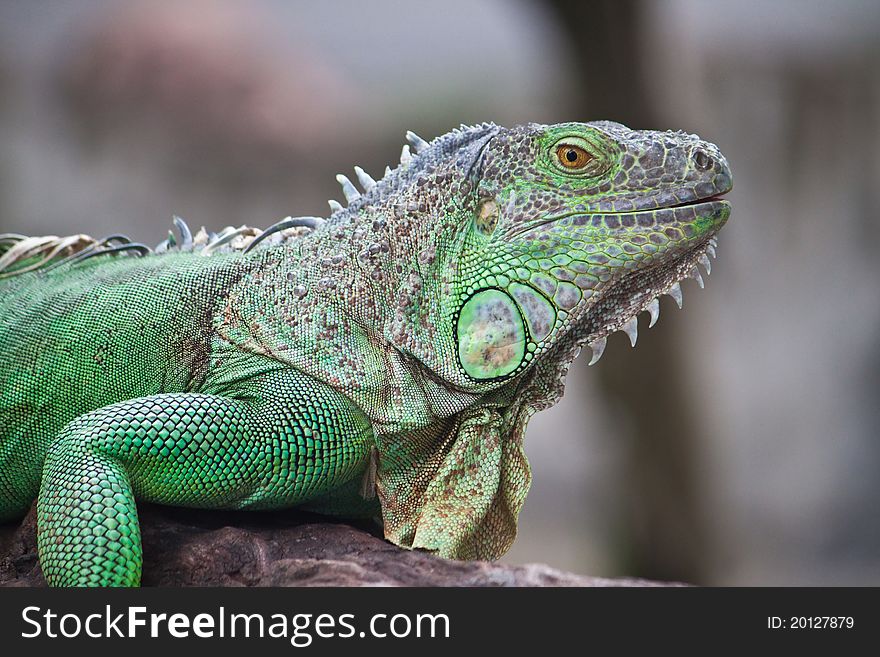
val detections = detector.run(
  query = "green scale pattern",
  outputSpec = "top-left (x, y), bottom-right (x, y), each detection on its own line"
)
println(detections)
top-left (2, 253), bottom-right (373, 586)
top-left (37, 382), bottom-right (371, 586)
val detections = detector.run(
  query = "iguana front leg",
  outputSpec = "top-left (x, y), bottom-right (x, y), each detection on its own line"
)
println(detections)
top-left (37, 372), bottom-right (373, 586)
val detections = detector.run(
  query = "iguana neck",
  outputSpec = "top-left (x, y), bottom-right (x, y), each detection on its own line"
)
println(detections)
top-left (215, 155), bottom-right (487, 429)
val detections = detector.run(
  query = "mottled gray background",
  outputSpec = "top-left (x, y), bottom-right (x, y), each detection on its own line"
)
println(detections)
top-left (1, 0), bottom-right (878, 585)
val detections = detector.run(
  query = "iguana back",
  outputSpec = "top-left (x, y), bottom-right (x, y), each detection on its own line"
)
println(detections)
top-left (0, 251), bottom-right (260, 514)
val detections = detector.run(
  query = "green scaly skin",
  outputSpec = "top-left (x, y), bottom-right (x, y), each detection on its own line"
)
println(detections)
top-left (0, 121), bottom-right (732, 586)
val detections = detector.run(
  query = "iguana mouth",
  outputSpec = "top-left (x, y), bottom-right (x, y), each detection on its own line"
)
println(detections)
top-left (523, 192), bottom-right (730, 235)
top-left (619, 191), bottom-right (730, 216)
top-left (660, 194), bottom-right (728, 210)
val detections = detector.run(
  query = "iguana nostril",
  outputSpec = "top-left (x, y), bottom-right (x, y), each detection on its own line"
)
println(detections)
top-left (694, 148), bottom-right (713, 171)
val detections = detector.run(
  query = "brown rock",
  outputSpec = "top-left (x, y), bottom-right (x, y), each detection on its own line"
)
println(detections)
top-left (0, 503), bottom-right (678, 587)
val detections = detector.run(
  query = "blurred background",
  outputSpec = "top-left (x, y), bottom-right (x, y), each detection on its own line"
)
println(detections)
top-left (1, 0), bottom-right (878, 585)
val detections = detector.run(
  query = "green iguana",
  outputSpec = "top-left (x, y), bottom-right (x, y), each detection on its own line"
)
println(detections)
top-left (0, 121), bottom-right (731, 586)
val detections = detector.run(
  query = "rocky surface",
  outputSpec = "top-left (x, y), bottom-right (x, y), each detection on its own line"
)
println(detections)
top-left (1, 503), bottom-right (675, 586)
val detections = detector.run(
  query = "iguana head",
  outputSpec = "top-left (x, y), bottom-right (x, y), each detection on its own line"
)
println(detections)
top-left (433, 120), bottom-right (731, 385)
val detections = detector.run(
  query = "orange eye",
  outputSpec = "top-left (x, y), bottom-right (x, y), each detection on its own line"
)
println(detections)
top-left (555, 144), bottom-right (593, 169)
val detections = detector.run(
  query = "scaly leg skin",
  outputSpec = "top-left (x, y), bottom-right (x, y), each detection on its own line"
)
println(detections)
top-left (37, 372), bottom-right (374, 586)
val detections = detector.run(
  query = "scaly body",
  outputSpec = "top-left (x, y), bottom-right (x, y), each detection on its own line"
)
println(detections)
top-left (0, 121), bottom-right (731, 585)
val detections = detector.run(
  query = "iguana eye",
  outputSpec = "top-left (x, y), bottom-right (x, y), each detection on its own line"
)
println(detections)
top-left (555, 144), bottom-right (593, 170)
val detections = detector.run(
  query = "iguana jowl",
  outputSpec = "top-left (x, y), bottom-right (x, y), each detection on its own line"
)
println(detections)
top-left (0, 121), bottom-right (731, 586)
